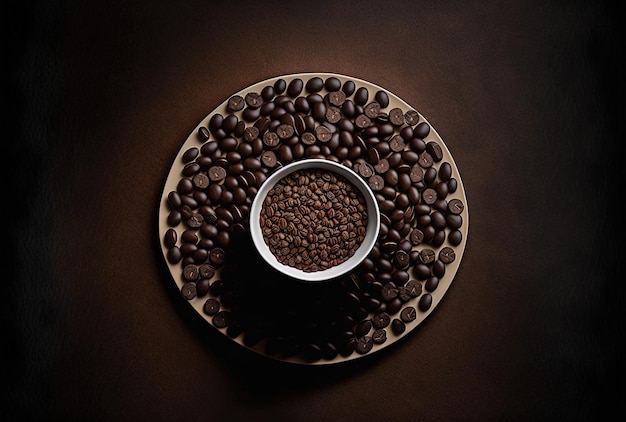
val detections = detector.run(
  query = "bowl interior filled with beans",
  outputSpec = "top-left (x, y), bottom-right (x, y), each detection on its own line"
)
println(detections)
top-left (249, 158), bottom-right (380, 282)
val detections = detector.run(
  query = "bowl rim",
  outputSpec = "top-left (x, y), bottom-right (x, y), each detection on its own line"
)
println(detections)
top-left (249, 158), bottom-right (381, 282)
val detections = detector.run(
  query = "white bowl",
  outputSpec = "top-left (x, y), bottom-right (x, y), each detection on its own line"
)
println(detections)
top-left (249, 159), bottom-right (380, 282)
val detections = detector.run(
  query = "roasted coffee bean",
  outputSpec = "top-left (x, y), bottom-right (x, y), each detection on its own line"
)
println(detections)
top-left (414, 122), bottom-right (430, 138)
top-left (180, 282), bottom-right (197, 300)
top-left (381, 283), bottom-right (399, 301)
top-left (391, 318), bottom-right (406, 335)
top-left (355, 319), bottom-right (372, 337)
top-left (426, 141), bottom-right (443, 162)
top-left (368, 174), bottom-right (384, 191)
top-left (198, 126), bottom-right (210, 141)
top-left (208, 165), bottom-right (227, 181)
top-left (439, 162), bottom-right (452, 181)
top-left (404, 109), bottom-right (420, 126)
top-left (315, 125), bottom-right (332, 142)
top-left (393, 250), bottom-right (410, 269)
top-left (432, 259), bottom-right (446, 278)
top-left (439, 247), bottom-right (455, 264)
top-left (372, 312), bottom-right (390, 328)
top-left (354, 87), bottom-right (369, 105)
top-left (413, 263), bottom-right (430, 280)
top-left (328, 91), bottom-right (346, 106)
top-left (404, 279), bottom-right (422, 298)
top-left (425, 276), bottom-right (439, 292)
top-left (287, 78), bottom-right (304, 97)
top-left (418, 294), bottom-right (433, 312)
top-left (400, 306), bottom-right (417, 322)
top-left (448, 230), bottom-right (462, 246)
top-left (274, 78), bottom-right (286, 94)
top-left (262, 131), bottom-right (280, 147)
top-left (212, 311), bottom-right (231, 328)
top-left (418, 152), bottom-right (433, 168)
top-left (447, 177), bottom-right (458, 193)
top-left (196, 278), bottom-right (211, 297)
top-left (202, 298), bottom-right (220, 316)
top-left (422, 188), bottom-right (437, 205)
top-left (355, 336), bottom-right (373, 354)
top-left (306, 76), bottom-right (324, 92)
top-left (364, 102), bottom-right (381, 119)
top-left (341, 80), bottom-right (355, 96)
top-left (244, 92), bottom-right (263, 108)
top-left (388, 108), bottom-right (404, 126)
top-left (182, 147), bottom-right (199, 163)
top-left (372, 328), bottom-right (387, 344)
top-left (448, 198), bottom-right (465, 215)
top-left (164, 228), bottom-right (177, 248)
top-left (374, 90), bottom-right (389, 108)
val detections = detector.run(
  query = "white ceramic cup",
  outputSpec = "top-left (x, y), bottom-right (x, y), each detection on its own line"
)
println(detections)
top-left (249, 159), bottom-right (380, 282)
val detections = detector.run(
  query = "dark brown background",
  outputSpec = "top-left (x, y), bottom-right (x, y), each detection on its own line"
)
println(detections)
top-left (5, 0), bottom-right (624, 420)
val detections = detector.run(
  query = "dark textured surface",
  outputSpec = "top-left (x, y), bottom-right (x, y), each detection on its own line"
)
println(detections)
top-left (5, 0), bottom-right (624, 419)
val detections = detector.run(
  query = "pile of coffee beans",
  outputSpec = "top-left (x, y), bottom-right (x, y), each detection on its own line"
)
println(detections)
top-left (260, 168), bottom-right (368, 272)
top-left (161, 74), bottom-right (466, 363)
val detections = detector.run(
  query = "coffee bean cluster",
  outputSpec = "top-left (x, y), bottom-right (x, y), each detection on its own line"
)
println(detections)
top-left (161, 75), bottom-right (466, 363)
top-left (260, 168), bottom-right (368, 272)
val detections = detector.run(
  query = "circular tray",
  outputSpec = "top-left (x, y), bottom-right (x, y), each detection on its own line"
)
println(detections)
top-left (158, 72), bottom-right (469, 365)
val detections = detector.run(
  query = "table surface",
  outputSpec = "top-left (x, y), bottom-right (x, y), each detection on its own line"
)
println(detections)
top-left (6, 0), bottom-right (624, 420)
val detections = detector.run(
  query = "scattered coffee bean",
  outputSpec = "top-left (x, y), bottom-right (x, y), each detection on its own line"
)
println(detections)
top-left (372, 328), bottom-right (387, 344)
top-left (391, 318), bottom-right (406, 335)
top-left (181, 282), bottom-right (197, 300)
top-left (356, 336), bottom-right (373, 354)
top-left (400, 306), bottom-right (417, 322)
top-left (203, 297), bottom-right (220, 315)
top-left (418, 294), bottom-right (433, 312)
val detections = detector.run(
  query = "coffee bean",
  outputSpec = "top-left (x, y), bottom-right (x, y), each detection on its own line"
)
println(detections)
top-left (418, 294), bottom-right (433, 312)
top-left (414, 122), bottom-right (430, 138)
top-left (244, 92), bottom-right (263, 108)
top-left (388, 108), bottom-right (404, 126)
top-left (448, 230), bottom-right (462, 246)
top-left (306, 76), bottom-right (324, 93)
top-left (426, 141), bottom-right (444, 162)
top-left (404, 279), bottom-right (422, 298)
top-left (439, 246), bottom-right (455, 264)
top-left (181, 282), bottom-right (197, 300)
top-left (212, 311), bottom-right (231, 328)
top-left (422, 188), bottom-right (437, 205)
top-left (263, 131), bottom-right (280, 147)
top-left (391, 318), bottom-right (406, 335)
top-left (340, 80), bottom-right (354, 96)
top-left (287, 78), bottom-right (304, 97)
top-left (425, 276), bottom-right (439, 292)
top-left (314, 125), bottom-right (332, 142)
top-left (448, 198), bottom-right (465, 215)
top-left (364, 102), bottom-right (381, 118)
top-left (418, 152), bottom-right (434, 168)
top-left (372, 312), bottom-right (390, 328)
top-left (202, 298), bottom-right (220, 316)
top-left (400, 306), bottom-right (416, 322)
top-left (354, 87), bottom-right (369, 105)
top-left (355, 336), bottom-right (373, 354)
top-left (368, 174), bottom-right (384, 191)
top-left (208, 165), bottom-right (227, 181)
top-left (372, 328), bottom-right (387, 344)
top-left (226, 95), bottom-right (246, 111)
top-left (355, 319), bottom-right (372, 337)
top-left (374, 90), bottom-right (390, 108)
